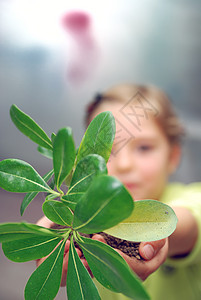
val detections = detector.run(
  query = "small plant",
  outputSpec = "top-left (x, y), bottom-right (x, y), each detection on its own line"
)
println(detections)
top-left (0, 105), bottom-right (177, 300)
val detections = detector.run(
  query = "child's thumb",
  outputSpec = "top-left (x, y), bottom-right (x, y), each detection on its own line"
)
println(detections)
top-left (139, 238), bottom-right (167, 260)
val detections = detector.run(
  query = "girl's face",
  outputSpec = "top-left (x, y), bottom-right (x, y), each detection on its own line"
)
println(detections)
top-left (91, 102), bottom-right (180, 201)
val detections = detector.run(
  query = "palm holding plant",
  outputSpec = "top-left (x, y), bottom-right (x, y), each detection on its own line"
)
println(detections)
top-left (0, 105), bottom-right (177, 300)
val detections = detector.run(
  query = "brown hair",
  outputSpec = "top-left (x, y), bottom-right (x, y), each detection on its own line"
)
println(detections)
top-left (85, 83), bottom-right (185, 145)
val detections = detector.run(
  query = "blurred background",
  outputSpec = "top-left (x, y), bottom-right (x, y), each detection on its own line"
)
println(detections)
top-left (0, 0), bottom-right (201, 299)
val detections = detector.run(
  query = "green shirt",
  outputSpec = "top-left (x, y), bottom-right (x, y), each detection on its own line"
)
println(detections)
top-left (94, 182), bottom-right (201, 300)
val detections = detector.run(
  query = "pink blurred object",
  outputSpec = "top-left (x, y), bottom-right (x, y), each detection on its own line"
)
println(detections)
top-left (61, 11), bottom-right (100, 84)
top-left (62, 11), bottom-right (91, 34)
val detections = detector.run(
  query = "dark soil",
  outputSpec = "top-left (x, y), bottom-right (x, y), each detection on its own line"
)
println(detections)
top-left (100, 232), bottom-right (142, 260)
top-left (51, 224), bottom-right (144, 261)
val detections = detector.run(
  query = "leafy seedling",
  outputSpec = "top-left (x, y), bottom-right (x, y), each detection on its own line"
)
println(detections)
top-left (0, 105), bottom-right (178, 300)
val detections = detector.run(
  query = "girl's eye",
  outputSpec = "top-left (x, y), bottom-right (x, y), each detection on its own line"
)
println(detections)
top-left (137, 145), bottom-right (152, 152)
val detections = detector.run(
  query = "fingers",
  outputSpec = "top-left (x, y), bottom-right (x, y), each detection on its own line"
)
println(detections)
top-left (64, 239), bottom-right (70, 254)
top-left (61, 249), bottom-right (69, 286)
top-left (92, 234), bottom-right (107, 244)
top-left (36, 216), bottom-right (54, 228)
top-left (139, 239), bottom-right (166, 260)
top-left (61, 241), bottom-right (83, 286)
top-left (114, 238), bottom-right (168, 281)
top-left (38, 235), bottom-right (168, 285)
top-left (64, 240), bottom-right (83, 258)
top-left (36, 256), bottom-right (47, 267)
top-left (61, 240), bottom-right (94, 286)
top-left (113, 249), bottom-right (147, 280)
top-left (81, 258), bottom-right (93, 277)
top-left (139, 238), bottom-right (169, 280)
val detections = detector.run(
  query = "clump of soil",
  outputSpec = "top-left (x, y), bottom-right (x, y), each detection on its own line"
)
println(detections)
top-left (51, 224), bottom-right (143, 261)
top-left (100, 232), bottom-right (142, 260)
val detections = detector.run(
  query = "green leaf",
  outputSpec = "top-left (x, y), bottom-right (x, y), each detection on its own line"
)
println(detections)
top-left (0, 159), bottom-right (54, 193)
top-left (45, 194), bottom-right (57, 201)
top-left (73, 175), bottom-right (134, 234)
top-left (69, 154), bottom-right (108, 193)
top-left (65, 170), bottom-right (73, 186)
top-left (21, 191), bottom-right (39, 215)
top-left (77, 112), bottom-right (115, 163)
top-left (37, 146), bottom-right (53, 159)
top-left (67, 237), bottom-right (100, 300)
top-left (53, 127), bottom-right (76, 189)
top-left (10, 105), bottom-right (52, 150)
top-left (48, 177), bottom-right (55, 190)
top-left (66, 154), bottom-right (107, 206)
top-left (104, 200), bottom-right (178, 242)
top-left (0, 222), bottom-right (60, 243)
top-left (61, 194), bottom-right (77, 211)
top-left (77, 236), bottom-right (150, 300)
top-left (2, 236), bottom-right (62, 262)
top-left (20, 169), bottom-right (54, 216)
top-left (24, 240), bottom-right (65, 300)
top-left (43, 200), bottom-right (73, 226)
top-left (22, 223), bottom-right (65, 237)
top-left (51, 132), bottom-right (56, 143)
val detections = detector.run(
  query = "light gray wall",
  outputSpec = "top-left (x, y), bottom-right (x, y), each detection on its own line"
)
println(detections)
top-left (0, 1), bottom-right (201, 299)
top-left (0, 0), bottom-right (201, 181)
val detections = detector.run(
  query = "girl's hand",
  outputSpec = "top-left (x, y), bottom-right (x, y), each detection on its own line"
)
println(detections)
top-left (36, 216), bottom-right (92, 286)
top-left (36, 239), bottom-right (92, 286)
top-left (36, 216), bottom-right (168, 284)
top-left (92, 234), bottom-right (168, 281)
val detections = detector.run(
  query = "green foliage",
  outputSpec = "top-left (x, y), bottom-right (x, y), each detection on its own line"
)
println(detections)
top-left (73, 175), bottom-right (134, 234)
top-left (77, 236), bottom-right (149, 299)
top-left (20, 169), bottom-right (54, 216)
top-left (10, 104), bottom-right (52, 150)
top-left (43, 200), bottom-right (73, 226)
top-left (24, 239), bottom-right (66, 300)
top-left (67, 236), bottom-right (101, 300)
top-left (2, 235), bottom-right (62, 262)
top-left (0, 159), bottom-right (54, 193)
top-left (0, 105), bottom-right (178, 300)
top-left (53, 127), bottom-right (76, 190)
top-left (105, 200), bottom-right (178, 242)
top-left (76, 111), bottom-right (115, 163)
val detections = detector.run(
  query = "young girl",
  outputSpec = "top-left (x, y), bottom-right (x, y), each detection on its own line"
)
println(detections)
top-left (84, 83), bottom-right (201, 300)
top-left (37, 83), bottom-right (201, 299)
